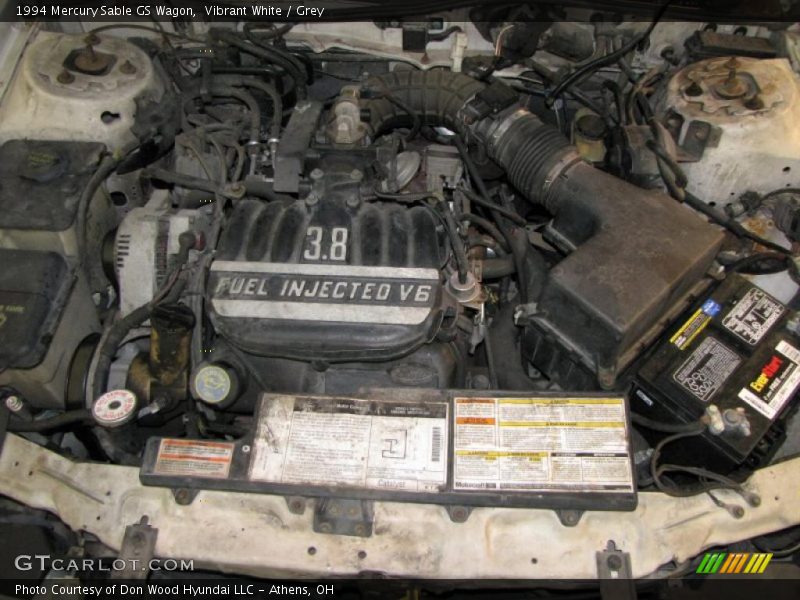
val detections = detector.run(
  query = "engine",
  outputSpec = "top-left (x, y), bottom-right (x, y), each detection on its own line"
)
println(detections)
top-left (210, 197), bottom-right (449, 361)
top-left (2, 19), bottom-right (800, 538)
top-left (204, 193), bottom-right (461, 397)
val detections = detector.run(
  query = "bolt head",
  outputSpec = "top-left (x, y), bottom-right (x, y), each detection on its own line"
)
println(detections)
top-left (471, 374), bottom-right (490, 390)
top-left (120, 60), bottom-right (137, 74)
top-left (4, 395), bottom-right (23, 412)
top-left (450, 507), bottom-right (469, 522)
top-left (57, 70), bottom-right (75, 84)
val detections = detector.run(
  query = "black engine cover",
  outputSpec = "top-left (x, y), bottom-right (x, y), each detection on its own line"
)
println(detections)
top-left (209, 198), bottom-right (452, 361)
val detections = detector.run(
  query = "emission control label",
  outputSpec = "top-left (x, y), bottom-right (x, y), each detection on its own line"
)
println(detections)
top-left (673, 336), bottom-right (741, 401)
top-left (153, 439), bottom-right (234, 479)
top-left (249, 395), bottom-right (447, 493)
top-left (722, 287), bottom-right (784, 345)
top-left (738, 340), bottom-right (800, 419)
top-left (452, 397), bottom-right (633, 493)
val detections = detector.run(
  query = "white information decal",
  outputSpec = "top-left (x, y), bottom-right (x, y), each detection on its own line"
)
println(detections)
top-left (249, 395), bottom-right (447, 493)
top-left (453, 397), bottom-right (634, 493)
top-left (722, 287), bottom-right (785, 345)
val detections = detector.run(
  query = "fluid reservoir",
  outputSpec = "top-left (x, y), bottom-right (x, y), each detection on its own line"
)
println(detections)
top-left (661, 56), bottom-right (800, 206)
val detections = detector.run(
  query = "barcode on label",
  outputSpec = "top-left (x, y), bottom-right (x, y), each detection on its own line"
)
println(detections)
top-left (431, 426), bottom-right (442, 462)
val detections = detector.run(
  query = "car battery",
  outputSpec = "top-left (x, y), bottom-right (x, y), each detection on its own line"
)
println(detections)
top-left (631, 274), bottom-right (800, 474)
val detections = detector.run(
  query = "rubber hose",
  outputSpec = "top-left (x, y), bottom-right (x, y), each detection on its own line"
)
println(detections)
top-left (183, 85), bottom-right (261, 143)
top-left (482, 256), bottom-right (516, 278)
top-left (211, 29), bottom-right (307, 100)
top-left (441, 206), bottom-right (469, 284)
top-left (365, 70), bottom-right (575, 214)
top-left (214, 75), bottom-right (283, 138)
top-left (461, 213), bottom-right (510, 253)
top-left (8, 409), bottom-right (93, 432)
top-left (145, 168), bottom-right (222, 194)
top-left (77, 154), bottom-right (120, 269)
top-left (365, 70), bottom-right (484, 137)
top-left (487, 114), bottom-right (575, 213)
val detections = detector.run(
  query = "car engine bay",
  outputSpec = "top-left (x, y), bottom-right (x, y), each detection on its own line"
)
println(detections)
top-left (0, 3), bottom-right (800, 583)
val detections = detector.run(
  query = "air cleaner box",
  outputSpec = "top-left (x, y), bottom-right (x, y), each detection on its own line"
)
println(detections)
top-left (632, 275), bottom-right (800, 473)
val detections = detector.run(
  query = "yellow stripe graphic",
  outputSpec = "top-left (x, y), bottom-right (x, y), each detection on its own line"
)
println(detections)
top-left (758, 554), bottom-right (772, 573)
top-left (744, 554), bottom-right (760, 574)
top-left (752, 554), bottom-right (767, 573)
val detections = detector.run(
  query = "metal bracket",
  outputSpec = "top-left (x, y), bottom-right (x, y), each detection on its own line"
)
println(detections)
top-left (679, 120), bottom-right (715, 162)
top-left (273, 100), bottom-right (324, 193)
top-left (313, 498), bottom-right (373, 537)
top-left (596, 541), bottom-right (636, 600)
top-left (111, 516), bottom-right (158, 580)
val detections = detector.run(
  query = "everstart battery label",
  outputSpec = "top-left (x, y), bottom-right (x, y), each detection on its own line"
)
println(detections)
top-left (738, 340), bottom-right (800, 419)
top-left (452, 397), bottom-right (634, 493)
top-left (248, 395), bottom-right (447, 493)
top-left (723, 287), bottom-right (785, 345)
top-left (153, 439), bottom-right (235, 479)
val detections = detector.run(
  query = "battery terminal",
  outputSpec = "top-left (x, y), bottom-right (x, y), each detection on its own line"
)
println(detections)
top-left (705, 405), bottom-right (725, 435)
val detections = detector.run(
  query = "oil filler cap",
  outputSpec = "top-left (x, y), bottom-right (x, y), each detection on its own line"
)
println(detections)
top-left (92, 389), bottom-right (137, 428)
top-left (191, 363), bottom-right (239, 406)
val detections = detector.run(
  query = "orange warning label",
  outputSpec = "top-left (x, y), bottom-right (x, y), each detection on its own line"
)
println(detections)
top-left (456, 417), bottom-right (496, 425)
top-left (154, 439), bottom-right (234, 479)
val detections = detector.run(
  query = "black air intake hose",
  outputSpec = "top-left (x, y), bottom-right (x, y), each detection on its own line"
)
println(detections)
top-left (365, 70), bottom-right (576, 211)
top-left (365, 70), bottom-right (484, 137)
top-left (480, 113), bottom-right (576, 214)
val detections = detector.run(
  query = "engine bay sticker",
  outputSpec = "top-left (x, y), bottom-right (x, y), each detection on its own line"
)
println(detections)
top-left (738, 340), bottom-right (800, 420)
top-left (673, 336), bottom-right (741, 402)
top-left (452, 397), bottom-right (633, 493)
top-left (249, 395), bottom-right (447, 493)
top-left (153, 439), bottom-right (234, 479)
top-left (722, 287), bottom-right (784, 345)
top-left (670, 299), bottom-right (721, 350)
